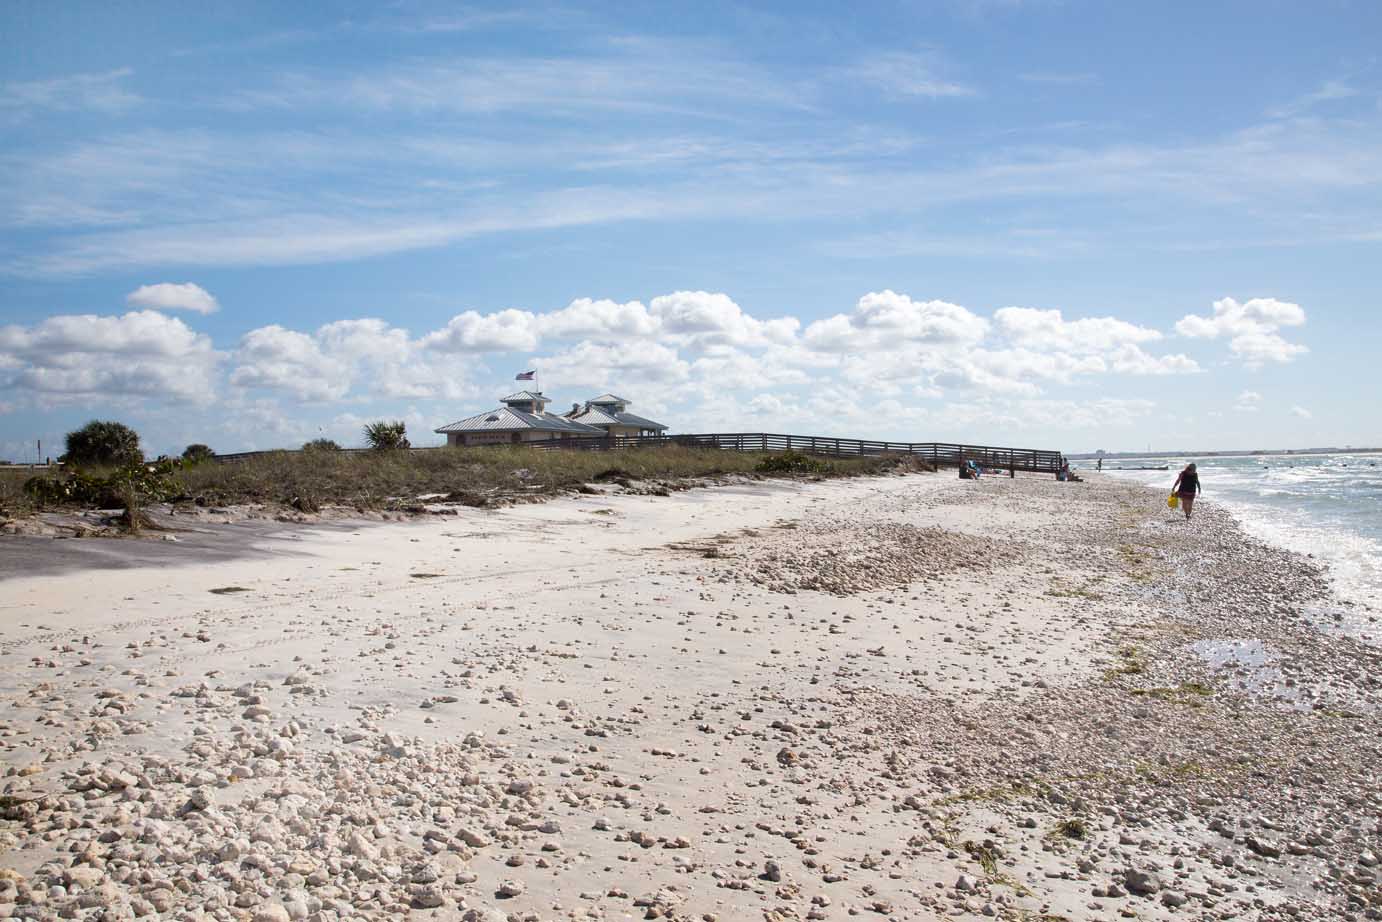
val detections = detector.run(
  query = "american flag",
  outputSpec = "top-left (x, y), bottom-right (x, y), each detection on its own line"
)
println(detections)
top-left (515, 370), bottom-right (536, 381)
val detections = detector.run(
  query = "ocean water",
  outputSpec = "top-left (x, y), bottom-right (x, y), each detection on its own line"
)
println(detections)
top-left (1093, 453), bottom-right (1382, 630)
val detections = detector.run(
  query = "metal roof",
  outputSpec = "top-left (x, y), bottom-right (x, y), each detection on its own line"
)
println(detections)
top-left (588, 393), bottom-right (629, 405)
top-left (499, 390), bottom-right (547, 404)
top-left (435, 406), bottom-right (602, 434)
top-left (613, 411), bottom-right (668, 431)
top-left (568, 405), bottom-right (621, 425)
top-left (567, 404), bottom-right (667, 431)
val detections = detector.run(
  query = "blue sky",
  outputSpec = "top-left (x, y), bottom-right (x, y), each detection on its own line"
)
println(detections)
top-left (2, 0), bottom-right (1379, 459)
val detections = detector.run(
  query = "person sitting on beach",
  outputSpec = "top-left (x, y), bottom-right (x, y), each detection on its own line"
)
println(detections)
top-left (1171, 463), bottom-right (1201, 520)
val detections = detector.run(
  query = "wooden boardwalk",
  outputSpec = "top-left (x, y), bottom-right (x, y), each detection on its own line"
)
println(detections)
top-left (530, 432), bottom-right (1063, 473)
top-left (216, 432), bottom-right (1063, 474)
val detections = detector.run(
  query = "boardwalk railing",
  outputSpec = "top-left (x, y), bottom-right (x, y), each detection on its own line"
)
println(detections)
top-left (216, 434), bottom-right (1062, 474)
top-left (529, 433), bottom-right (1063, 473)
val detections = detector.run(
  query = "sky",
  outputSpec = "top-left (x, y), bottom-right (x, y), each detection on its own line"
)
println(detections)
top-left (2, 0), bottom-right (1380, 460)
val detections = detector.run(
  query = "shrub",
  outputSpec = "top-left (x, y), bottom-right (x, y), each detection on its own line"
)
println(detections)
top-left (62, 420), bottom-right (143, 468)
top-left (181, 443), bottom-right (215, 463)
top-left (24, 470), bottom-right (118, 508)
top-left (755, 450), bottom-right (829, 475)
top-left (302, 438), bottom-right (342, 452)
top-left (24, 458), bottom-right (183, 532)
top-left (363, 421), bottom-right (410, 451)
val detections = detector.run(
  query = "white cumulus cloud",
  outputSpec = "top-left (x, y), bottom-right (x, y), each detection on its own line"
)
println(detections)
top-left (804, 290), bottom-right (988, 353)
top-left (994, 306), bottom-right (1162, 354)
top-left (1107, 345), bottom-right (1201, 376)
top-left (423, 309), bottom-right (540, 353)
top-left (126, 282), bottom-right (220, 314)
top-left (536, 340), bottom-right (690, 391)
top-left (1233, 390), bottom-right (1263, 412)
top-left (0, 286), bottom-right (1291, 447)
top-left (233, 318), bottom-right (467, 402)
top-left (231, 325), bottom-right (349, 401)
top-left (1176, 297), bottom-right (1308, 367)
top-left (649, 291), bottom-right (798, 348)
top-left (0, 310), bottom-right (219, 403)
top-left (545, 298), bottom-right (659, 340)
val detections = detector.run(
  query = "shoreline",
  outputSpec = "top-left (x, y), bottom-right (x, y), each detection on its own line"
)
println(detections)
top-left (1, 471), bottom-right (1378, 920)
top-left (1097, 460), bottom-right (1382, 646)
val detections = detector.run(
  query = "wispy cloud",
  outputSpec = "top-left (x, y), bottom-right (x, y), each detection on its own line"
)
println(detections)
top-left (171, 9), bottom-right (544, 59)
top-left (846, 51), bottom-right (977, 99)
top-left (415, 8), bottom-right (540, 32)
top-left (821, 226), bottom-right (1096, 260)
top-left (7, 109), bottom-right (1382, 276)
top-left (0, 68), bottom-right (140, 117)
top-left (5, 32), bottom-right (1381, 280)
top-left (1267, 80), bottom-right (1358, 119)
top-left (223, 38), bottom-right (811, 119)
top-left (171, 28), bottom-right (329, 59)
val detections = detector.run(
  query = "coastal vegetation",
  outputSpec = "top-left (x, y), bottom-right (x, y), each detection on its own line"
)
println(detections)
top-left (362, 420), bottom-right (410, 450)
top-left (60, 419), bottom-right (143, 467)
top-left (180, 443), bottom-right (216, 463)
top-left (0, 419), bottom-right (927, 522)
top-left (173, 444), bottom-right (914, 511)
top-left (753, 448), bottom-right (831, 475)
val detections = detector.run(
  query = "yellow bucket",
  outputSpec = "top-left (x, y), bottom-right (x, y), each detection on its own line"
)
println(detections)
top-left (1168, 494), bottom-right (1179, 509)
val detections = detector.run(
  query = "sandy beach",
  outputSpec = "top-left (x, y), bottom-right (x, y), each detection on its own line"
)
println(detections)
top-left (2, 471), bottom-right (1379, 921)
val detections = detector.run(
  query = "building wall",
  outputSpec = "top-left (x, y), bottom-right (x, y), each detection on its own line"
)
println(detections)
top-left (444, 426), bottom-right (604, 446)
top-left (448, 431), bottom-right (521, 446)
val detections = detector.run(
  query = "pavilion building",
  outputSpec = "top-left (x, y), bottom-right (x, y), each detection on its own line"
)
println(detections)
top-left (563, 394), bottom-right (668, 438)
top-left (434, 391), bottom-right (603, 446)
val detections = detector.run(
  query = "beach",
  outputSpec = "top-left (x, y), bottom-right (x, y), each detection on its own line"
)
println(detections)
top-left (1, 470), bottom-right (1379, 921)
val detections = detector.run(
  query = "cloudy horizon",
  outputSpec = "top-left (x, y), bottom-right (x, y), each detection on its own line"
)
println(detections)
top-left (3, 2), bottom-right (1379, 459)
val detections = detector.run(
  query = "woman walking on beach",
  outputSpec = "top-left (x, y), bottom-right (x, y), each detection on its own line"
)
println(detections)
top-left (1171, 463), bottom-right (1201, 520)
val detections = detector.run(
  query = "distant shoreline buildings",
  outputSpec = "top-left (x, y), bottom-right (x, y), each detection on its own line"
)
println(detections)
top-left (1067, 447), bottom-right (1381, 460)
top-left (434, 391), bottom-right (667, 447)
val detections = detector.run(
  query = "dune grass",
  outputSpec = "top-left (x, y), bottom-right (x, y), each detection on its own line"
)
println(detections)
top-left (0, 446), bottom-right (929, 518)
top-left (0, 469), bottom-right (31, 515)
top-left (175, 446), bottom-right (905, 510)
top-left (145, 446), bottom-right (917, 512)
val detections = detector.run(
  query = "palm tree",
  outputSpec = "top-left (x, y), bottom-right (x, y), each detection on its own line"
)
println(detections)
top-left (363, 421), bottom-right (410, 450)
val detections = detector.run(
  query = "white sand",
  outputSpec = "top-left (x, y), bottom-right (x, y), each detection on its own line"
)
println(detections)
top-left (2, 471), bottom-right (1367, 920)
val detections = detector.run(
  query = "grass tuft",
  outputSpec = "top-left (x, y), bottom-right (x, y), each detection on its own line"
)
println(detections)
top-left (1102, 645), bottom-right (1147, 680)
top-left (1053, 817), bottom-right (1088, 840)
